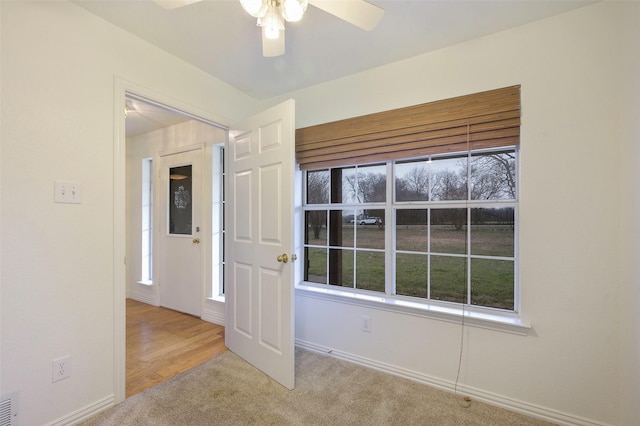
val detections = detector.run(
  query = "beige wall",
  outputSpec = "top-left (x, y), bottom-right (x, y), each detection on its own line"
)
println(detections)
top-left (284, 3), bottom-right (639, 425)
top-left (617, 2), bottom-right (640, 425)
top-left (0, 2), bottom-right (257, 425)
top-left (1, 1), bottom-right (638, 425)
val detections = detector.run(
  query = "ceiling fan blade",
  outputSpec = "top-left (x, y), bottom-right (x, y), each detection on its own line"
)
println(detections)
top-left (262, 28), bottom-right (285, 57)
top-left (154, 0), bottom-right (202, 10)
top-left (309, 0), bottom-right (384, 31)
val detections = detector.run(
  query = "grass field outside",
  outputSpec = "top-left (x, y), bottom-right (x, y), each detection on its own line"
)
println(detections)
top-left (305, 222), bottom-right (514, 310)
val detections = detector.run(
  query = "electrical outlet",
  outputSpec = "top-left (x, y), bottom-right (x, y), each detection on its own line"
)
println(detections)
top-left (361, 315), bottom-right (371, 333)
top-left (52, 356), bottom-right (71, 383)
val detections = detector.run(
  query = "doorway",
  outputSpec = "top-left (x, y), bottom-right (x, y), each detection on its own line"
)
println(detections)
top-left (115, 82), bottom-right (297, 402)
top-left (123, 92), bottom-right (227, 398)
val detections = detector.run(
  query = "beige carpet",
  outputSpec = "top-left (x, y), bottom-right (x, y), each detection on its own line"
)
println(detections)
top-left (82, 349), bottom-right (554, 425)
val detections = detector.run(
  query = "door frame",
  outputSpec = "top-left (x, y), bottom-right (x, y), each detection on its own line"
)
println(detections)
top-left (113, 77), bottom-right (229, 403)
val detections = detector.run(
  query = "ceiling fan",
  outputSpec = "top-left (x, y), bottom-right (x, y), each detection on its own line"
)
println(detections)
top-left (155, 0), bottom-right (384, 57)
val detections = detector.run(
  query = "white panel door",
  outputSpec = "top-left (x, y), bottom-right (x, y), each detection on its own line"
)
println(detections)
top-left (226, 100), bottom-right (296, 389)
top-left (158, 147), bottom-right (203, 317)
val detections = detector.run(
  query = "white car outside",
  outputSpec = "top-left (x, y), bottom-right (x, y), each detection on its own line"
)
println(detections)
top-left (351, 217), bottom-right (378, 225)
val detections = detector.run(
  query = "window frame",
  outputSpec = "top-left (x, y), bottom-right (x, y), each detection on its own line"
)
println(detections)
top-left (209, 144), bottom-right (226, 301)
top-left (139, 157), bottom-right (153, 285)
top-left (298, 146), bottom-right (527, 333)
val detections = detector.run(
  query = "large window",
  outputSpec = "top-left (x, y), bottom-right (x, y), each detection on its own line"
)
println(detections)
top-left (211, 145), bottom-right (225, 299)
top-left (303, 148), bottom-right (517, 312)
top-left (141, 158), bottom-right (153, 283)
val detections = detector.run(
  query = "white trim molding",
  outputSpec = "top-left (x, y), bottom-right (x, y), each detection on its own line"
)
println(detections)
top-left (295, 340), bottom-right (610, 426)
top-left (296, 285), bottom-right (532, 336)
top-left (128, 290), bottom-right (159, 307)
top-left (45, 395), bottom-right (114, 426)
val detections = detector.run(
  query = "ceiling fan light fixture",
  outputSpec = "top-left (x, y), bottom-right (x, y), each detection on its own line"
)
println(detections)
top-left (235, 0), bottom-right (384, 57)
top-left (281, 0), bottom-right (307, 22)
top-left (258, 5), bottom-right (284, 39)
top-left (239, 0), bottom-right (268, 18)
top-left (264, 25), bottom-right (280, 40)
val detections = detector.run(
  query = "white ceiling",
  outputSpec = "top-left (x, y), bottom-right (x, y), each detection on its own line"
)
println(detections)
top-left (125, 97), bottom-right (192, 137)
top-left (76, 0), bottom-right (592, 101)
top-left (80, 0), bottom-right (593, 136)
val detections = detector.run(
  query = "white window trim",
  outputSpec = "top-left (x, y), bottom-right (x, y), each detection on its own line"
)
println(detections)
top-left (210, 144), bottom-right (225, 300)
top-left (300, 148), bottom-right (523, 331)
top-left (295, 283), bottom-right (531, 335)
top-left (141, 158), bottom-right (153, 284)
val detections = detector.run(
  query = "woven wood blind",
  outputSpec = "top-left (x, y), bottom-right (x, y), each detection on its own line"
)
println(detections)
top-left (296, 85), bottom-right (520, 170)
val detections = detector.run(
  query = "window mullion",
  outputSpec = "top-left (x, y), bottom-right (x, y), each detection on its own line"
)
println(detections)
top-left (385, 162), bottom-right (394, 296)
top-left (466, 151), bottom-right (472, 307)
top-left (466, 207), bottom-right (471, 306)
top-left (427, 208), bottom-right (431, 301)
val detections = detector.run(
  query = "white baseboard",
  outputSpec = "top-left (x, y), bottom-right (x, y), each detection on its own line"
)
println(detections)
top-left (48, 342), bottom-right (608, 426)
top-left (295, 340), bottom-right (609, 426)
top-left (201, 310), bottom-right (224, 325)
top-left (46, 395), bottom-right (114, 426)
top-left (128, 291), bottom-right (157, 306)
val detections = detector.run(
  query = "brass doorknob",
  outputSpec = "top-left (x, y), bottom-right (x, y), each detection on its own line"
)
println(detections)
top-left (277, 253), bottom-right (288, 263)
top-left (192, 238), bottom-right (200, 244)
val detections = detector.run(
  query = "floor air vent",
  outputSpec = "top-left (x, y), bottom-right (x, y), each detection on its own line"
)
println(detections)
top-left (0, 394), bottom-right (18, 426)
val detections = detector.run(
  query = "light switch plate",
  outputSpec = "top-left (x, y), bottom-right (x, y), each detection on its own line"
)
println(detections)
top-left (54, 181), bottom-right (82, 204)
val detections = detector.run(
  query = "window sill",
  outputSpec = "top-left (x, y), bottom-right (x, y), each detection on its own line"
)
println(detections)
top-left (207, 295), bottom-right (225, 304)
top-left (295, 283), bottom-right (532, 336)
top-left (136, 280), bottom-right (153, 286)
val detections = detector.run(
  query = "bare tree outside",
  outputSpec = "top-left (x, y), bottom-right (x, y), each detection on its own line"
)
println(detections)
top-left (394, 151), bottom-right (516, 230)
top-left (394, 151), bottom-right (516, 202)
top-left (355, 172), bottom-right (386, 203)
top-left (343, 171), bottom-right (386, 204)
top-left (431, 168), bottom-right (467, 201)
top-left (471, 151), bottom-right (516, 200)
top-left (396, 162), bottom-right (429, 201)
top-left (431, 165), bottom-right (467, 230)
top-left (306, 170), bottom-right (329, 240)
top-left (307, 170), bottom-right (330, 204)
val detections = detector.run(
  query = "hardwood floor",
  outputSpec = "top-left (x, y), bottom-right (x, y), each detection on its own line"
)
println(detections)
top-left (126, 298), bottom-right (227, 397)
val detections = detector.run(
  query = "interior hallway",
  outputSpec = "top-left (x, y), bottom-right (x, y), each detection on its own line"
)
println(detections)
top-left (126, 298), bottom-right (227, 397)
